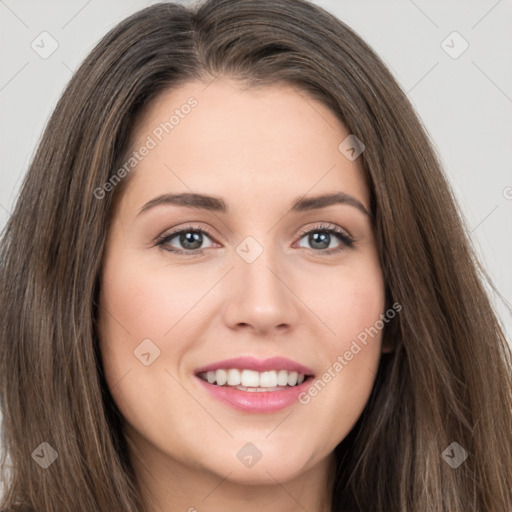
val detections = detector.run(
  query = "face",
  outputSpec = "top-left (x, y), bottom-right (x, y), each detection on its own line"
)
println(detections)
top-left (98, 77), bottom-right (388, 492)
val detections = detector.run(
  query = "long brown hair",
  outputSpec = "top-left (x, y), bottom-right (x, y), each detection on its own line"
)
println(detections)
top-left (1, 0), bottom-right (511, 510)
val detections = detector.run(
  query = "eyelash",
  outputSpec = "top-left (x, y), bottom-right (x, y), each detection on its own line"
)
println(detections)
top-left (154, 222), bottom-right (355, 257)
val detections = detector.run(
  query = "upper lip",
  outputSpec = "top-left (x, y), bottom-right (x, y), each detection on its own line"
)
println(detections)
top-left (195, 356), bottom-right (314, 376)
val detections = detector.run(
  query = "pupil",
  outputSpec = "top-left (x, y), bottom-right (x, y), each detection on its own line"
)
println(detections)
top-left (310, 232), bottom-right (329, 249)
top-left (181, 231), bottom-right (202, 250)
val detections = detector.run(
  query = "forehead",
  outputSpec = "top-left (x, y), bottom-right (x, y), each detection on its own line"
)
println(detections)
top-left (120, 77), bottom-right (369, 215)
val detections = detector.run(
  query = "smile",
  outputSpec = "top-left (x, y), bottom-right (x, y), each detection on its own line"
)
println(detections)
top-left (194, 356), bottom-right (315, 413)
top-left (197, 368), bottom-right (307, 390)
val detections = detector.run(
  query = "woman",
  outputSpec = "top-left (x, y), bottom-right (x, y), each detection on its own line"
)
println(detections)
top-left (1, 0), bottom-right (511, 510)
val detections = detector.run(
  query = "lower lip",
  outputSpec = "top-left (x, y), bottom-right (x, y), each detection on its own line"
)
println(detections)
top-left (194, 375), bottom-right (313, 413)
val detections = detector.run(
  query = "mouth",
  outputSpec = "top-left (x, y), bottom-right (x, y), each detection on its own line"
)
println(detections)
top-left (196, 368), bottom-right (313, 391)
top-left (193, 356), bottom-right (315, 413)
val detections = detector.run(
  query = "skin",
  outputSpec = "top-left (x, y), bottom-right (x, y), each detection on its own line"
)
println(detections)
top-left (97, 77), bottom-right (391, 512)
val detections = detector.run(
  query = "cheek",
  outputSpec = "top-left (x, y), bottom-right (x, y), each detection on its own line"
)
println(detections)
top-left (295, 255), bottom-right (385, 435)
top-left (301, 251), bottom-right (385, 351)
top-left (96, 253), bottom-right (174, 406)
top-left (96, 254), bottom-right (203, 443)
top-left (98, 250), bottom-right (208, 345)
top-left (331, 259), bottom-right (385, 378)
top-left (329, 275), bottom-right (385, 349)
top-left (96, 248), bottom-right (223, 400)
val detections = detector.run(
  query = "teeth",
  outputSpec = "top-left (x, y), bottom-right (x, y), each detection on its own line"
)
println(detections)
top-left (287, 371), bottom-right (298, 386)
top-left (227, 369), bottom-right (241, 386)
top-left (259, 371), bottom-right (277, 387)
top-left (198, 368), bottom-right (309, 388)
top-left (277, 370), bottom-right (289, 386)
top-left (241, 369), bottom-right (259, 387)
top-left (216, 369), bottom-right (227, 386)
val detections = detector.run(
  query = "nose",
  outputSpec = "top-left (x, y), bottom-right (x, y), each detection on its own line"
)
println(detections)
top-left (221, 247), bottom-right (301, 336)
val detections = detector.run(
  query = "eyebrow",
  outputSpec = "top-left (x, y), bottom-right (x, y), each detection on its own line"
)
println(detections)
top-left (137, 192), bottom-right (371, 218)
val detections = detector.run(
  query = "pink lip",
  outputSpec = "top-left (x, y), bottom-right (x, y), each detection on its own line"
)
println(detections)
top-left (193, 356), bottom-right (315, 414)
top-left (194, 375), bottom-right (314, 413)
top-left (194, 356), bottom-right (314, 376)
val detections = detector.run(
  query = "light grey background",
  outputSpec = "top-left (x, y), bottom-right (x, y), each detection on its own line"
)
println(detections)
top-left (0, 0), bottom-right (511, 347)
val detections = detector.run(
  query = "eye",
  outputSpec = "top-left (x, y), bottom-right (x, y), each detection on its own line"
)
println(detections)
top-left (295, 222), bottom-right (354, 254)
top-left (155, 224), bottom-right (216, 255)
top-left (155, 222), bottom-right (355, 256)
